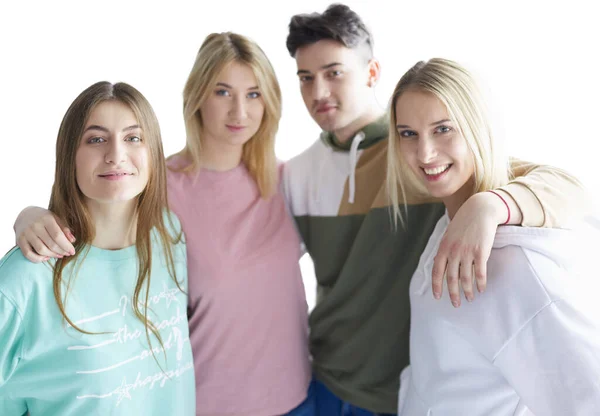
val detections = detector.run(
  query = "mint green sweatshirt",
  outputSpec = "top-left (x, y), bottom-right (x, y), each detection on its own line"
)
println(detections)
top-left (0, 216), bottom-right (195, 415)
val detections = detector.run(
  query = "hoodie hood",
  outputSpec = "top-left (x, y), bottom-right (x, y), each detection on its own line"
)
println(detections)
top-left (318, 115), bottom-right (389, 205)
top-left (320, 115), bottom-right (389, 151)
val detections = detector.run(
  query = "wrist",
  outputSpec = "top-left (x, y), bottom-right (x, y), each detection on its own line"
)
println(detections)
top-left (487, 189), bottom-right (523, 226)
top-left (484, 189), bottom-right (511, 225)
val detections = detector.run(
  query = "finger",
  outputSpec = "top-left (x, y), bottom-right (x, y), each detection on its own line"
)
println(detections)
top-left (446, 255), bottom-right (461, 308)
top-left (64, 227), bottom-right (77, 243)
top-left (40, 221), bottom-right (75, 255)
top-left (18, 233), bottom-right (54, 258)
top-left (432, 252), bottom-right (448, 299)
top-left (21, 242), bottom-right (51, 263)
top-left (26, 232), bottom-right (63, 259)
top-left (459, 259), bottom-right (475, 302)
top-left (474, 255), bottom-right (487, 293)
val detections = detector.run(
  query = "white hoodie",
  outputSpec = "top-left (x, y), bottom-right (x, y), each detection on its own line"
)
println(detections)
top-left (398, 213), bottom-right (600, 415)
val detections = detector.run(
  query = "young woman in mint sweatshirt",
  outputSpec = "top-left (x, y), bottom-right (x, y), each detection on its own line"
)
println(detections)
top-left (0, 81), bottom-right (195, 415)
top-left (388, 58), bottom-right (600, 415)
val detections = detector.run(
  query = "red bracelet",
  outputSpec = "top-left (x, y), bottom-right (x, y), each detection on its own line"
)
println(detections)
top-left (487, 190), bottom-right (511, 225)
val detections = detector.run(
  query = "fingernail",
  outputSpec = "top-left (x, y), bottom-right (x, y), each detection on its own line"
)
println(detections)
top-left (433, 292), bottom-right (441, 299)
top-left (69, 249), bottom-right (76, 256)
top-left (43, 257), bottom-right (50, 261)
top-left (68, 233), bottom-right (76, 242)
top-left (467, 296), bottom-right (473, 302)
top-left (452, 300), bottom-right (459, 307)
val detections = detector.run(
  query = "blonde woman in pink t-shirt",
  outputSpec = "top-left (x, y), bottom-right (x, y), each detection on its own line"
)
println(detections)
top-left (13, 33), bottom-right (313, 416)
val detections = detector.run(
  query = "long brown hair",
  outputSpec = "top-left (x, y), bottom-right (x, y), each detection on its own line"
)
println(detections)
top-left (171, 32), bottom-right (281, 198)
top-left (49, 81), bottom-right (183, 353)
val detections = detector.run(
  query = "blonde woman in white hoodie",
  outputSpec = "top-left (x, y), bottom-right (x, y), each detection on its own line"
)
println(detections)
top-left (387, 58), bottom-right (600, 415)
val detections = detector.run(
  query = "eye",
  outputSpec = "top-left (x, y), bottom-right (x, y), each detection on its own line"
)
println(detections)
top-left (88, 136), bottom-right (106, 144)
top-left (215, 89), bottom-right (230, 97)
top-left (299, 75), bottom-right (313, 83)
top-left (435, 125), bottom-right (453, 134)
top-left (247, 91), bottom-right (261, 99)
top-left (398, 130), bottom-right (417, 139)
top-left (329, 70), bottom-right (342, 77)
top-left (126, 135), bottom-right (142, 143)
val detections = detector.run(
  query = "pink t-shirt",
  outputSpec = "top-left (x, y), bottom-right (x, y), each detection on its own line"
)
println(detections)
top-left (166, 158), bottom-right (311, 416)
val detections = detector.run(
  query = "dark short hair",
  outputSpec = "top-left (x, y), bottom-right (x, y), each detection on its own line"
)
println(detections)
top-left (286, 3), bottom-right (373, 59)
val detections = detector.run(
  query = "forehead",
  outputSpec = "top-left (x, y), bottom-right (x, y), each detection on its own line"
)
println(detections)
top-left (217, 61), bottom-right (258, 87)
top-left (295, 39), bottom-right (363, 72)
top-left (395, 89), bottom-right (450, 125)
top-left (86, 100), bottom-right (138, 128)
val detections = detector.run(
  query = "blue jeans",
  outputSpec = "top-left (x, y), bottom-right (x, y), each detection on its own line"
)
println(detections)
top-left (287, 378), bottom-right (397, 416)
top-left (284, 379), bottom-right (317, 415)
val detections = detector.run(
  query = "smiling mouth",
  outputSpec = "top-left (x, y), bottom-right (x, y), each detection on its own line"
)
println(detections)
top-left (421, 164), bottom-right (452, 180)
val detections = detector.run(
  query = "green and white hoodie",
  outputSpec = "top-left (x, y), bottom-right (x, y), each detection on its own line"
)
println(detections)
top-left (283, 115), bottom-right (585, 413)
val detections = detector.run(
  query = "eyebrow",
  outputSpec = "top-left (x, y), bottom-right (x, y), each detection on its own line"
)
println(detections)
top-left (297, 62), bottom-right (343, 75)
top-left (83, 124), bottom-right (140, 133)
top-left (396, 119), bottom-right (452, 129)
top-left (216, 82), bottom-right (259, 90)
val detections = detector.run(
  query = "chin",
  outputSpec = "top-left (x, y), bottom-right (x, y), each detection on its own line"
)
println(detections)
top-left (314, 115), bottom-right (340, 131)
top-left (426, 184), bottom-right (460, 200)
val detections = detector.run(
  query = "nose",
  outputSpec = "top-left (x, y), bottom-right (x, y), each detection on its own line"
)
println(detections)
top-left (417, 136), bottom-right (438, 164)
top-left (105, 138), bottom-right (127, 165)
top-left (229, 96), bottom-right (248, 120)
top-left (312, 77), bottom-right (331, 101)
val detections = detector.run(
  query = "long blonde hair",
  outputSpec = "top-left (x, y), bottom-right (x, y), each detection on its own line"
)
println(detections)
top-left (387, 58), bottom-right (511, 227)
top-left (173, 32), bottom-right (281, 198)
top-left (49, 81), bottom-right (183, 352)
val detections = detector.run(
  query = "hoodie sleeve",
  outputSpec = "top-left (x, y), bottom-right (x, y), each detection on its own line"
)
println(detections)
top-left (0, 292), bottom-right (28, 415)
top-left (502, 158), bottom-right (587, 228)
top-left (281, 162), bottom-right (307, 258)
top-left (493, 299), bottom-right (600, 415)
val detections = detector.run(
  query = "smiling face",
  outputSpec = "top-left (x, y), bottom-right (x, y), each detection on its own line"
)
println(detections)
top-left (198, 61), bottom-right (265, 151)
top-left (75, 100), bottom-right (149, 209)
top-left (395, 89), bottom-right (475, 211)
top-left (294, 39), bottom-right (378, 141)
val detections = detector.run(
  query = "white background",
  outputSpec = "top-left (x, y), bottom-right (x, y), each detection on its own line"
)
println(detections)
top-left (1, 0), bottom-right (598, 309)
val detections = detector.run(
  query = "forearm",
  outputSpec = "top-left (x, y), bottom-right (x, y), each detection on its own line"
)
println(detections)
top-left (505, 159), bottom-right (587, 228)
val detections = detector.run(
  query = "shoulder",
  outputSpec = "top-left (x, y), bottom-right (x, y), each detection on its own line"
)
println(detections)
top-left (284, 138), bottom-right (329, 177)
top-left (166, 153), bottom-right (190, 171)
top-left (165, 155), bottom-right (192, 194)
top-left (484, 226), bottom-right (585, 314)
top-left (0, 247), bottom-right (52, 309)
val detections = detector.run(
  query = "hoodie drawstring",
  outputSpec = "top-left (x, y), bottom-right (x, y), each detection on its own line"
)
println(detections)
top-left (348, 131), bottom-right (366, 204)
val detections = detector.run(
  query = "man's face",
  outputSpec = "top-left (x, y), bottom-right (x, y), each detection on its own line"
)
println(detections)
top-left (295, 39), bottom-right (375, 140)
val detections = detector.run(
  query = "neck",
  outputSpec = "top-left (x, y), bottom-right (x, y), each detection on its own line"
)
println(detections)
top-left (334, 102), bottom-right (384, 144)
top-left (443, 177), bottom-right (476, 220)
top-left (86, 200), bottom-right (138, 250)
top-left (198, 134), bottom-right (243, 171)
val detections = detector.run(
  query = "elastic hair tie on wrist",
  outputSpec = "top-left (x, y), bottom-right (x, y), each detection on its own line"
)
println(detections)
top-left (487, 190), bottom-right (511, 225)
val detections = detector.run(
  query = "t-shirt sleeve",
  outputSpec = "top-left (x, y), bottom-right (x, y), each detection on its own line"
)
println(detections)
top-left (0, 292), bottom-right (28, 415)
top-left (493, 300), bottom-right (600, 415)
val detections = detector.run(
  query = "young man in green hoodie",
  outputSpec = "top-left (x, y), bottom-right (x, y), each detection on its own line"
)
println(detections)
top-left (283, 3), bottom-right (586, 415)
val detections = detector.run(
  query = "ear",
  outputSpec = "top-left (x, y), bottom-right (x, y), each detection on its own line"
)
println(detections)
top-left (366, 58), bottom-right (381, 88)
